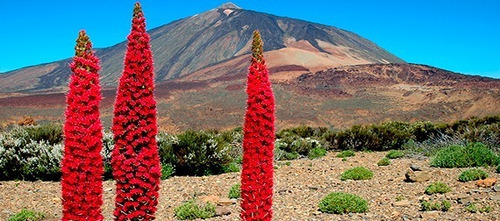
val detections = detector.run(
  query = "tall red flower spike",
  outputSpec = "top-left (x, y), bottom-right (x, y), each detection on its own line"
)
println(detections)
top-left (61, 30), bottom-right (104, 221)
top-left (111, 2), bottom-right (161, 220)
top-left (240, 30), bottom-right (275, 221)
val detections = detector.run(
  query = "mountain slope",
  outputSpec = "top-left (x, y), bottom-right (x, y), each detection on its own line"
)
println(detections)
top-left (0, 3), bottom-right (402, 92)
top-left (1, 63), bottom-right (498, 131)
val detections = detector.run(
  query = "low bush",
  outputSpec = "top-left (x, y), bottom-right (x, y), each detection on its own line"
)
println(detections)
top-left (223, 161), bottom-right (240, 173)
top-left (318, 192), bottom-right (368, 214)
top-left (228, 184), bottom-right (241, 199)
top-left (161, 163), bottom-right (175, 179)
top-left (465, 203), bottom-right (492, 213)
top-left (386, 150), bottom-right (404, 159)
top-left (0, 127), bottom-right (62, 180)
top-left (174, 200), bottom-right (216, 220)
top-left (421, 200), bottom-right (451, 211)
top-left (277, 125), bottom-right (328, 139)
top-left (497, 165), bottom-right (500, 173)
top-left (430, 142), bottom-right (499, 168)
top-left (425, 182), bottom-right (451, 195)
top-left (458, 169), bottom-right (489, 182)
top-left (308, 147), bottom-right (326, 159)
top-left (340, 167), bottom-right (373, 181)
top-left (336, 150), bottom-right (355, 158)
top-left (377, 158), bottom-right (390, 166)
top-left (8, 209), bottom-right (45, 221)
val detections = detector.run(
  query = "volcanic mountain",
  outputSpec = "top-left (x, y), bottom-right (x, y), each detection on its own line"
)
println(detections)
top-left (0, 2), bottom-right (401, 92)
top-left (0, 3), bottom-right (498, 131)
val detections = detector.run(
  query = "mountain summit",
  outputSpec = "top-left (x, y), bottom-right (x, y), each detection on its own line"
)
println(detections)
top-left (217, 2), bottom-right (241, 9)
top-left (0, 4), bottom-right (403, 92)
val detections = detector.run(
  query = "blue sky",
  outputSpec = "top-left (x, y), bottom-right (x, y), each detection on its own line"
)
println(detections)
top-left (1, 0), bottom-right (499, 78)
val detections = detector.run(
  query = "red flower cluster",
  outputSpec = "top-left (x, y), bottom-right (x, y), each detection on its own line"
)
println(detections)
top-left (111, 3), bottom-right (161, 220)
top-left (61, 30), bottom-right (104, 221)
top-left (240, 30), bottom-right (275, 221)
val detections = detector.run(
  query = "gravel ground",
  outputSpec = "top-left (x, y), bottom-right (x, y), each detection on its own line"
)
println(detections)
top-left (1, 151), bottom-right (499, 220)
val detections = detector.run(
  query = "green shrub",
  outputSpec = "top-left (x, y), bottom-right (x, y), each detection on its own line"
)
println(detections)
top-left (8, 209), bottom-right (45, 221)
top-left (341, 158), bottom-right (347, 162)
top-left (161, 163), bottom-right (175, 180)
top-left (308, 147), bottom-right (326, 159)
top-left (430, 142), bottom-right (499, 168)
top-left (386, 150), bottom-right (404, 159)
top-left (340, 167), bottom-right (373, 181)
top-left (496, 165), bottom-right (500, 173)
top-left (174, 200), bottom-right (216, 220)
top-left (377, 158), bottom-right (390, 166)
top-left (421, 200), bottom-right (451, 211)
top-left (465, 203), bottom-right (491, 213)
top-left (283, 151), bottom-right (299, 160)
top-left (228, 184), bottom-right (241, 199)
top-left (166, 130), bottom-right (233, 176)
top-left (223, 161), bottom-right (240, 173)
top-left (425, 182), bottom-right (451, 195)
top-left (318, 192), bottom-right (368, 214)
top-left (336, 150), bottom-right (355, 158)
top-left (458, 169), bottom-right (489, 182)
top-left (24, 123), bottom-right (63, 145)
top-left (277, 125), bottom-right (328, 138)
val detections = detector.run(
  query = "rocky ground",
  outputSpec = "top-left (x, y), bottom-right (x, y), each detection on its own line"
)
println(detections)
top-left (0, 151), bottom-right (499, 220)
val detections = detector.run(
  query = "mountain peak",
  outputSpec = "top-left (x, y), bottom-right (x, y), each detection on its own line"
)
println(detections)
top-left (217, 2), bottom-right (241, 9)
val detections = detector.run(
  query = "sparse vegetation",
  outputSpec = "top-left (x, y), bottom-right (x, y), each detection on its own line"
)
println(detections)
top-left (340, 167), bottom-right (373, 181)
top-left (421, 200), bottom-right (451, 211)
top-left (318, 192), bottom-right (368, 214)
top-left (425, 182), bottom-right (451, 195)
top-left (228, 184), bottom-right (241, 199)
top-left (7, 209), bottom-right (45, 221)
top-left (377, 157), bottom-right (391, 166)
top-left (174, 200), bottom-right (216, 220)
top-left (430, 142), bottom-right (499, 168)
top-left (386, 150), bottom-right (404, 159)
top-left (308, 147), bottom-right (327, 159)
top-left (458, 169), bottom-right (489, 182)
top-left (336, 150), bottom-right (355, 158)
top-left (161, 163), bottom-right (175, 180)
top-left (465, 203), bottom-right (493, 213)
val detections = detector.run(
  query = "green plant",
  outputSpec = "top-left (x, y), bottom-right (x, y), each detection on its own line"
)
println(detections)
top-left (458, 169), bottom-right (489, 182)
top-left (421, 200), bottom-right (451, 211)
top-left (480, 206), bottom-right (493, 213)
top-left (318, 192), bottom-right (368, 214)
top-left (308, 147), bottom-right (326, 159)
top-left (161, 163), bottom-right (175, 179)
top-left (8, 209), bottom-right (45, 221)
top-left (336, 150), bottom-right (355, 158)
top-left (425, 182), bottom-right (451, 195)
top-left (340, 167), bottom-right (373, 181)
top-left (228, 184), bottom-right (241, 199)
top-left (386, 150), bottom-right (404, 159)
top-left (341, 158), bottom-right (347, 162)
top-left (285, 161), bottom-right (291, 166)
top-left (283, 151), bottom-right (299, 160)
top-left (395, 195), bottom-right (405, 201)
top-left (496, 165), bottom-right (500, 173)
top-left (430, 142), bottom-right (499, 168)
top-left (377, 158), bottom-right (390, 166)
top-left (24, 123), bottom-right (63, 145)
top-left (223, 161), bottom-right (240, 173)
top-left (465, 203), bottom-right (478, 213)
top-left (174, 200), bottom-right (216, 220)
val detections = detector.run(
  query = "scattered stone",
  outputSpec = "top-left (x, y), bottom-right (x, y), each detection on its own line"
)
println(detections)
top-left (105, 187), bottom-right (113, 192)
top-left (410, 164), bottom-right (422, 171)
top-left (215, 207), bottom-right (231, 216)
top-left (201, 195), bottom-right (219, 204)
top-left (405, 170), bottom-right (431, 182)
top-left (457, 196), bottom-right (472, 205)
top-left (476, 178), bottom-right (497, 188)
top-left (493, 185), bottom-right (500, 192)
top-left (218, 197), bottom-right (235, 206)
top-left (420, 211), bottom-right (440, 219)
top-left (393, 200), bottom-right (411, 207)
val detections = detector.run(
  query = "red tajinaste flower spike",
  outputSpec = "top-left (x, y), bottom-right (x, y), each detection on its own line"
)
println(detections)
top-left (61, 30), bottom-right (104, 221)
top-left (240, 30), bottom-right (276, 221)
top-left (112, 2), bottom-right (161, 221)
